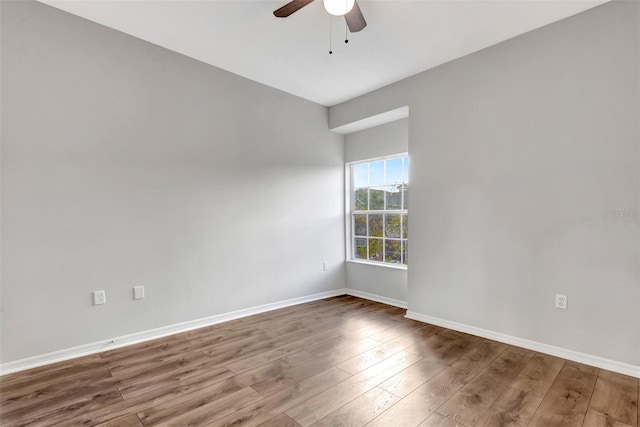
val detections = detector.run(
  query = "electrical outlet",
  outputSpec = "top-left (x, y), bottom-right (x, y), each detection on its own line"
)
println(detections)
top-left (555, 294), bottom-right (567, 309)
top-left (323, 261), bottom-right (329, 271)
top-left (94, 290), bottom-right (106, 306)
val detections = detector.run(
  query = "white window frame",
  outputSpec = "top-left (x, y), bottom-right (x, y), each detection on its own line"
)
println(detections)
top-left (345, 153), bottom-right (408, 270)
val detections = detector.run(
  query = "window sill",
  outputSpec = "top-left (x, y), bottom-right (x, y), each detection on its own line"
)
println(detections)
top-left (346, 259), bottom-right (408, 271)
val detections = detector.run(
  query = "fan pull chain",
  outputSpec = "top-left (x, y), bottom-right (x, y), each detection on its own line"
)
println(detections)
top-left (345, 21), bottom-right (349, 44)
top-left (329, 15), bottom-right (333, 54)
top-left (345, 0), bottom-right (349, 43)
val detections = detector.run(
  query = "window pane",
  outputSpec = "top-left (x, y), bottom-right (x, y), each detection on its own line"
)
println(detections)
top-left (402, 240), bottom-right (408, 265)
top-left (370, 188), bottom-right (385, 210)
top-left (385, 240), bottom-right (402, 264)
top-left (402, 214), bottom-right (408, 238)
top-left (354, 237), bottom-right (367, 259)
top-left (385, 157), bottom-right (403, 185)
top-left (353, 163), bottom-right (368, 188)
top-left (385, 186), bottom-right (401, 210)
top-left (385, 214), bottom-right (401, 238)
top-left (369, 160), bottom-right (384, 186)
top-left (349, 155), bottom-right (408, 267)
top-left (354, 214), bottom-right (367, 236)
top-left (368, 238), bottom-right (383, 261)
top-left (354, 188), bottom-right (368, 210)
top-left (403, 157), bottom-right (409, 183)
top-left (402, 185), bottom-right (408, 209)
top-left (369, 214), bottom-right (383, 237)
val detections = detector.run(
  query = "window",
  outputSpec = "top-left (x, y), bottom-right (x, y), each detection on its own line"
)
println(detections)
top-left (349, 155), bottom-right (408, 266)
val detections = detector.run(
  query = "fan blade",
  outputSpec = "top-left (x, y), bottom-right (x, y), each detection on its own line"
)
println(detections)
top-left (274, 0), bottom-right (315, 17)
top-left (345, 0), bottom-right (366, 32)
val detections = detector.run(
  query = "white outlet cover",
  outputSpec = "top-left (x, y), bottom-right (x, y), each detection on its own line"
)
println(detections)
top-left (555, 294), bottom-right (567, 309)
top-left (94, 290), bottom-right (106, 306)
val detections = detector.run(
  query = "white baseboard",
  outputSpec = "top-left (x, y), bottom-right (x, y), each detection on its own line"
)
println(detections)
top-left (344, 289), bottom-right (408, 309)
top-left (406, 311), bottom-right (640, 379)
top-left (0, 289), bottom-right (348, 376)
top-left (11, 290), bottom-right (632, 379)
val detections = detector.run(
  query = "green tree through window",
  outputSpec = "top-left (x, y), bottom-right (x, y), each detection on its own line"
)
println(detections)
top-left (350, 155), bottom-right (408, 266)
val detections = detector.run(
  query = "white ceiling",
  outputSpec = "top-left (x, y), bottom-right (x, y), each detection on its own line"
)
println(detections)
top-left (40, 0), bottom-right (606, 106)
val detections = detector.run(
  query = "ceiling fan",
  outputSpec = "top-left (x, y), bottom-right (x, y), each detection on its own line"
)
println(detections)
top-left (273, 0), bottom-right (367, 33)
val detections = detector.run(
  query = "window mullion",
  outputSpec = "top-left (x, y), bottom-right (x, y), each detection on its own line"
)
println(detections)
top-left (382, 213), bottom-right (385, 263)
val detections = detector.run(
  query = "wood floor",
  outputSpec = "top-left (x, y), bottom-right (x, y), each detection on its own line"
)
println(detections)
top-left (1, 296), bottom-right (637, 427)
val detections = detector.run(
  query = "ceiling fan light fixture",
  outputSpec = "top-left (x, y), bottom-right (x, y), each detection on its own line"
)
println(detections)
top-left (323, 0), bottom-right (355, 16)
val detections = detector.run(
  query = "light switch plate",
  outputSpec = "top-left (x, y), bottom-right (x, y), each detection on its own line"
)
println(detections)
top-left (134, 286), bottom-right (145, 300)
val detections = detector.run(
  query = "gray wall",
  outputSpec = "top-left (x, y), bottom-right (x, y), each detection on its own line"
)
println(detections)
top-left (332, 1), bottom-right (640, 367)
top-left (1, 1), bottom-right (345, 363)
top-left (344, 119), bottom-right (408, 163)
top-left (345, 119), bottom-right (408, 302)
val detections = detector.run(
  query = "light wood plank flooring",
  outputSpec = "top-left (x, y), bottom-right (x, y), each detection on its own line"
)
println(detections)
top-left (1, 296), bottom-right (637, 426)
